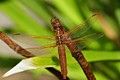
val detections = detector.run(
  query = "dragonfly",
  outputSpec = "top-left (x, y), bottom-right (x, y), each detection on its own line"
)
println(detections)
top-left (0, 14), bottom-right (103, 80)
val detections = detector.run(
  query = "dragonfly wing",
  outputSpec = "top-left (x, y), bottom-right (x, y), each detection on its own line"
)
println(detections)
top-left (66, 33), bottom-right (104, 50)
top-left (12, 34), bottom-right (55, 46)
top-left (12, 34), bottom-right (57, 56)
top-left (25, 47), bottom-right (51, 56)
top-left (25, 43), bottom-right (57, 56)
top-left (12, 34), bottom-right (39, 46)
top-left (66, 14), bottom-right (97, 39)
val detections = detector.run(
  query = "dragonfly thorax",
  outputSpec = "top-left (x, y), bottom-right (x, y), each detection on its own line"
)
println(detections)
top-left (56, 36), bottom-right (66, 45)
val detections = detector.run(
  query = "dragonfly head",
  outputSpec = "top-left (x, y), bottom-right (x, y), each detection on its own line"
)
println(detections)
top-left (51, 17), bottom-right (64, 32)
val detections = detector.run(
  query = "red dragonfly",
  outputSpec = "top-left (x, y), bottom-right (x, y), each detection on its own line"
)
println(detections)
top-left (0, 14), bottom-right (103, 80)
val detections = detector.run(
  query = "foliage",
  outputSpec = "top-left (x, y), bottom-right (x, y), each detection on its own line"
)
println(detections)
top-left (0, 0), bottom-right (120, 80)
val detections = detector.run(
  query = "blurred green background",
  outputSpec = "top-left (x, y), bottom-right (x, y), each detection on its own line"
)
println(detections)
top-left (0, 0), bottom-right (120, 80)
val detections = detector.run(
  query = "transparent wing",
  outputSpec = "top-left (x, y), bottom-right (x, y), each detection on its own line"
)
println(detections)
top-left (12, 34), bottom-right (39, 46)
top-left (12, 34), bottom-right (55, 46)
top-left (25, 43), bottom-right (57, 56)
top-left (65, 14), bottom-right (97, 39)
top-left (65, 33), bottom-right (104, 50)
top-left (12, 34), bottom-right (56, 56)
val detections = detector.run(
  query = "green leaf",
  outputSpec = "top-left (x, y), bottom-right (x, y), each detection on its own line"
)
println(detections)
top-left (82, 50), bottom-right (120, 62)
top-left (52, 0), bottom-right (83, 25)
top-left (115, 9), bottom-right (120, 25)
top-left (3, 50), bottom-right (120, 77)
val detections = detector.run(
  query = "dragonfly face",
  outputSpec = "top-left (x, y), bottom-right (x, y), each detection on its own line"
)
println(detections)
top-left (51, 17), bottom-right (64, 33)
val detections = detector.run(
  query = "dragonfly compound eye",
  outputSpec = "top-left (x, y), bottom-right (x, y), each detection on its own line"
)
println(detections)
top-left (51, 17), bottom-right (63, 31)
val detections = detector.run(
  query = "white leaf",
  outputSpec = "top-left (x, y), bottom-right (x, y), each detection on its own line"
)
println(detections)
top-left (2, 59), bottom-right (37, 77)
